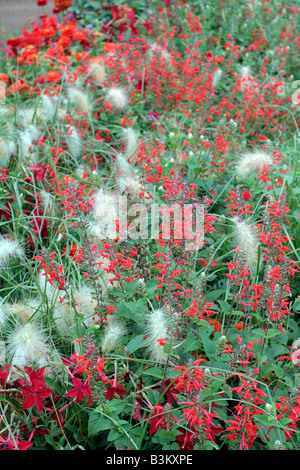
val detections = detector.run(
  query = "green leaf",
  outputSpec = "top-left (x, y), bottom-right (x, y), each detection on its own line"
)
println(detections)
top-left (205, 290), bottom-right (224, 302)
top-left (258, 354), bottom-right (268, 366)
top-left (218, 300), bottom-right (231, 313)
top-left (183, 332), bottom-right (201, 352)
top-left (202, 336), bottom-right (216, 358)
top-left (126, 334), bottom-right (145, 354)
top-left (88, 412), bottom-right (111, 437)
top-left (266, 329), bottom-right (281, 338)
top-left (143, 367), bottom-right (164, 379)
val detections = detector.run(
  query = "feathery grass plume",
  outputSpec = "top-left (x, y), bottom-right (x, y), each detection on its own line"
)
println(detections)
top-left (54, 286), bottom-right (98, 338)
top-left (65, 125), bottom-right (81, 158)
top-left (0, 237), bottom-right (24, 267)
top-left (19, 129), bottom-right (33, 157)
top-left (0, 341), bottom-right (5, 364)
top-left (67, 87), bottom-right (91, 113)
top-left (40, 94), bottom-right (56, 121)
top-left (53, 301), bottom-right (74, 338)
top-left (123, 127), bottom-right (139, 161)
top-left (212, 68), bottom-right (223, 88)
top-left (106, 87), bottom-right (127, 109)
top-left (118, 176), bottom-right (142, 197)
top-left (88, 60), bottom-right (106, 84)
top-left (6, 322), bottom-right (51, 368)
top-left (239, 65), bottom-right (252, 90)
top-left (0, 80), bottom-right (6, 103)
top-left (73, 286), bottom-right (98, 327)
top-left (0, 300), bottom-right (7, 329)
top-left (239, 65), bottom-right (251, 81)
top-left (6, 300), bottom-right (40, 325)
top-left (93, 188), bottom-right (118, 221)
top-left (37, 269), bottom-right (59, 304)
top-left (115, 152), bottom-right (136, 178)
top-left (233, 218), bottom-right (259, 267)
top-left (101, 316), bottom-right (127, 355)
top-left (236, 149), bottom-right (273, 178)
top-left (17, 108), bottom-right (35, 126)
top-left (0, 138), bottom-right (16, 165)
top-left (27, 124), bottom-right (41, 142)
top-left (39, 190), bottom-right (56, 217)
top-left (145, 308), bottom-right (170, 363)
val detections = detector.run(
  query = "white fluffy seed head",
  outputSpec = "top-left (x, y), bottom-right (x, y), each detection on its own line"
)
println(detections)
top-left (106, 87), bottom-right (127, 109)
top-left (54, 286), bottom-right (99, 338)
top-left (239, 65), bottom-right (251, 81)
top-left (115, 153), bottom-right (136, 178)
top-left (89, 61), bottom-right (106, 84)
top-left (73, 286), bottom-right (98, 328)
top-left (39, 190), bottom-right (56, 217)
top-left (0, 138), bottom-right (16, 165)
top-left (0, 237), bottom-right (24, 267)
top-left (145, 309), bottom-right (170, 363)
top-left (66, 125), bottom-right (81, 158)
top-left (212, 68), bottom-right (222, 88)
top-left (19, 129), bottom-right (33, 157)
top-left (6, 300), bottom-right (40, 324)
top-left (6, 322), bottom-right (51, 368)
top-left (233, 218), bottom-right (259, 266)
top-left (236, 150), bottom-right (273, 177)
top-left (123, 127), bottom-right (139, 161)
top-left (67, 87), bottom-right (91, 113)
top-left (0, 81), bottom-right (6, 104)
top-left (118, 176), bottom-right (142, 197)
top-left (0, 300), bottom-right (7, 329)
top-left (101, 316), bottom-right (127, 355)
top-left (40, 94), bottom-right (56, 120)
top-left (93, 188), bottom-right (118, 221)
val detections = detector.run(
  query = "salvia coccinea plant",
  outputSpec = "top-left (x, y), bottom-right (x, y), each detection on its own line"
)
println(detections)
top-left (0, 0), bottom-right (299, 452)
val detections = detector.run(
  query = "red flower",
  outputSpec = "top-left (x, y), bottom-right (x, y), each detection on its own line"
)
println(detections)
top-left (66, 377), bottom-right (92, 403)
top-left (105, 381), bottom-right (127, 400)
top-left (20, 380), bottom-right (52, 412)
top-left (148, 405), bottom-right (165, 435)
top-left (176, 429), bottom-right (194, 450)
top-left (242, 190), bottom-right (251, 201)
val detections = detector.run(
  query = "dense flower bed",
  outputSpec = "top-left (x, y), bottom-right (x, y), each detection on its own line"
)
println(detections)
top-left (0, 0), bottom-right (299, 450)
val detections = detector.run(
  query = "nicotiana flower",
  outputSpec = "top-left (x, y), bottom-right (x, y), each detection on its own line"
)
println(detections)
top-left (0, 237), bottom-right (24, 267)
top-left (145, 308), bottom-right (170, 363)
top-left (236, 150), bottom-right (273, 177)
top-left (233, 218), bottom-right (259, 267)
top-left (106, 87), bottom-right (127, 109)
top-left (101, 316), bottom-right (127, 355)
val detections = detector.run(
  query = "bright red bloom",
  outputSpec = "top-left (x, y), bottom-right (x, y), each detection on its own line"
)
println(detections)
top-left (66, 377), bottom-right (92, 403)
top-left (20, 381), bottom-right (52, 412)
